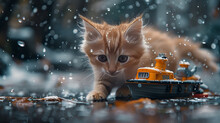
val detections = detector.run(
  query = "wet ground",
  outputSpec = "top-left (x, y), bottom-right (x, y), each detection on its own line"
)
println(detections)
top-left (0, 64), bottom-right (220, 123)
top-left (1, 93), bottom-right (220, 123)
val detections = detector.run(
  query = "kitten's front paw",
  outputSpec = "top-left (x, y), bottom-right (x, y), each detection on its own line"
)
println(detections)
top-left (86, 91), bottom-right (107, 101)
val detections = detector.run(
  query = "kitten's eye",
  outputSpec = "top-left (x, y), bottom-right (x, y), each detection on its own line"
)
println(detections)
top-left (118, 55), bottom-right (128, 63)
top-left (98, 55), bottom-right (107, 62)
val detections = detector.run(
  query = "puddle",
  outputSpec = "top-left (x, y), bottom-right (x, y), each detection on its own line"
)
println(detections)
top-left (1, 92), bottom-right (220, 123)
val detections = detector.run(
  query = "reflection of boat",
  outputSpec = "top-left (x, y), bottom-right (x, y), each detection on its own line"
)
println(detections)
top-left (118, 54), bottom-right (203, 99)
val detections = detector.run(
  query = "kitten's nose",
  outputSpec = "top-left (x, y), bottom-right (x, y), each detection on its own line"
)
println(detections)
top-left (109, 70), bottom-right (116, 75)
top-left (108, 63), bottom-right (117, 75)
top-left (108, 68), bottom-right (117, 75)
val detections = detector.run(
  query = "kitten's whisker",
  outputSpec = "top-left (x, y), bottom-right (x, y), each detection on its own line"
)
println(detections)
top-left (98, 70), bottom-right (109, 81)
top-left (80, 59), bottom-right (89, 64)
top-left (145, 17), bottom-right (150, 27)
top-left (144, 27), bottom-right (152, 34)
top-left (80, 72), bottom-right (94, 82)
top-left (101, 72), bottom-right (107, 79)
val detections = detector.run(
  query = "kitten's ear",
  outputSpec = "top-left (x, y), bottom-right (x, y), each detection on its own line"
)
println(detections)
top-left (80, 15), bottom-right (102, 42)
top-left (124, 15), bottom-right (143, 43)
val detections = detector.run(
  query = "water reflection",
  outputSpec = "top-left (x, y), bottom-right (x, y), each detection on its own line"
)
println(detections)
top-left (0, 94), bottom-right (220, 123)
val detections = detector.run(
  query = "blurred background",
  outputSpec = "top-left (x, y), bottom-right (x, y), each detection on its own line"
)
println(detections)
top-left (0, 0), bottom-right (220, 122)
top-left (0, 0), bottom-right (220, 95)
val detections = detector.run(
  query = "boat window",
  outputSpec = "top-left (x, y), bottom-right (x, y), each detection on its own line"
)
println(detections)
top-left (138, 72), bottom-right (149, 79)
top-left (162, 75), bottom-right (170, 79)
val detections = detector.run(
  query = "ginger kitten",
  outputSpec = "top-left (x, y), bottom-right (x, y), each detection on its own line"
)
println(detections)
top-left (80, 15), bottom-right (218, 101)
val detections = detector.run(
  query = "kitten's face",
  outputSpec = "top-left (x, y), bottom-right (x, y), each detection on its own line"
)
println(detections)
top-left (80, 16), bottom-right (146, 77)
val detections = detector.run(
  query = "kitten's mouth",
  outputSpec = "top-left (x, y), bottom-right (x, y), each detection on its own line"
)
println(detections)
top-left (106, 71), bottom-right (120, 77)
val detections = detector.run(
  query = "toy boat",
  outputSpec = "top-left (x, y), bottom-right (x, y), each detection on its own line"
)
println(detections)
top-left (118, 53), bottom-right (203, 99)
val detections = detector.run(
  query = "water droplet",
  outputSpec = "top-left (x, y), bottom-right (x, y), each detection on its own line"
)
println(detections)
top-left (17, 91), bottom-right (24, 96)
top-left (33, 8), bottom-right (38, 13)
top-left (21, 54), bottom-right (24, 59)
top-left (125, 13), bottom-right (129, 18)
top-left (68, 8), bottom-right (72, 12)
top-left (17, 41), bottom-right (25, 47)
top-left (189, 13), bottom-right (193, 18)
top-left (5, 16), bottom-right (8, 21)
top-left (128, 5), bottom-right (133, 9)
top-left (202, 41), bottom-right (206, 44)
top-left (149, 4), bottom-right (157, 10)
top-left (17, 14), bottom-right (20, 18)
top-left (82, 7), bottom-right (87, 12)
top-left (138, 83), bottom-right (142, 88)
top-left (196, 33), bottom-right (201, 37)
top-left (107, 8), bottom-right (110, 11)
top-left (4, 106), bottom-right (11, 110)
top-left (169, 52), bottom-right (173, 56)
top-left (176, 15), bottom-right (181, 19)
top-left (135, 1), bottom-right (140, 7)
top-left (53, 34), bottom-right (58, 39)
top-left (41, 5), bottom-right (47, 10)
top-left (211, 43), bottom-right (216, 49)
top-left (44, 64), bottom-right (49, 71)
top-left (3, 75), bottom-right (6, 80)
top-left (187, 52), bottom-right (192, 56)
top-left (73, 59), bottom-right (78, 64)
top-left (73, 29), bottom-right (78, 34)
top-left (43, 48), bottom-right (46, 52)
top-left (198, 19), bottom-right (205, 24)
top-left (18, 19), bottom-right (22, 23)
